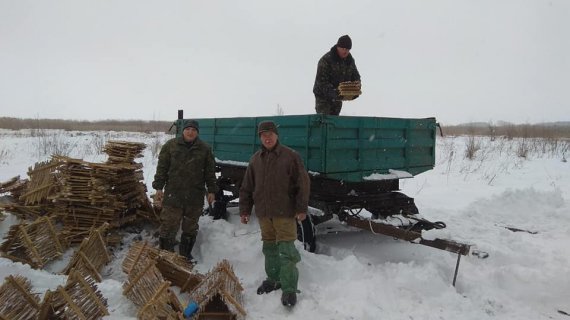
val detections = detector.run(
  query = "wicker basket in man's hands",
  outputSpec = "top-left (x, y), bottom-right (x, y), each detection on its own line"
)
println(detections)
top-left (338, 81), bottom-right (362, 101)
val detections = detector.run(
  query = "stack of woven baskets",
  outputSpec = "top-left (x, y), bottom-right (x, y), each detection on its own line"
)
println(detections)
top-left (338, 81), bottom-right (362, 100)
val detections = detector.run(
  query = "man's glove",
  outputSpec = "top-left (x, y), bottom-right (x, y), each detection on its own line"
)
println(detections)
top-left (240, 213), bottom-right (250, 224)
top-left (341, 94), bottom-right (359, 101)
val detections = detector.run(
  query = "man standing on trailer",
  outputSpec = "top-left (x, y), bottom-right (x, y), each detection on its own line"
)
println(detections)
top-left (239, 120), bottom-right (310, 308)
top-left (152, 119), bottom-right (217, 263)
top-left (313, 34), bottom-right (361, 115)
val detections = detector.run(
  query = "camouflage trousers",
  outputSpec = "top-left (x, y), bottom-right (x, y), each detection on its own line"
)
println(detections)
top-left (315, 98), bottom-right (343, 116)
top-left (159, 205), bottom-right (202, 239)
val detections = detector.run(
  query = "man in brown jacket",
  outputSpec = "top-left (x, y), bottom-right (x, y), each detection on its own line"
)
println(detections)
top-left (239, 120), bottom-right (310, 308)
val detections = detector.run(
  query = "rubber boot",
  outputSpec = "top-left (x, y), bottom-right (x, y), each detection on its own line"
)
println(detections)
top-left (257, 279), bottom-right (281, 295)
top-left (179, 233), bottom-right (197, 263)
top-left (257, 241), bottom-right (281, 294)
top-left (278, 241), bottom-right (301, 297)
top-left (281, 292), bottom-right (297, 307)
top-left (159, 237), bottom-right (175, 252)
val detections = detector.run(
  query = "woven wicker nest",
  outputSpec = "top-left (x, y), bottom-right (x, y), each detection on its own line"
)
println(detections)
top-left (338, 81), bottom-right (362, 100)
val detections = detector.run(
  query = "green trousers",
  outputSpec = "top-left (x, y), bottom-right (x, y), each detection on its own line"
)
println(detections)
top-left (262, 240), bottom-right (301, 294)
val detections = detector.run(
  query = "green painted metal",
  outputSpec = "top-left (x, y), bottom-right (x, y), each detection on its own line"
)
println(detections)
top-left (175, 114), bottom-right (436, 182)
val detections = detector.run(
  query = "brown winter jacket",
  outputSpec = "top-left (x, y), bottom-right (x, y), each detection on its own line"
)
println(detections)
top-left (239, 142), bottom-right (310, 218)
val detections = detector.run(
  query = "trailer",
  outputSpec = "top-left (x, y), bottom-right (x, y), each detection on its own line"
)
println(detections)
top-left (173, 111), bottom-right (484, 285)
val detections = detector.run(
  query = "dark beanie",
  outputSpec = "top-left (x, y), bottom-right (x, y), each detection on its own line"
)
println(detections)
top-left (182, 119), bottom-right (199, 132)
top-left (258, 121), bottom-right (278, 135)
top-left (337, 35), bottom-right (352, 50)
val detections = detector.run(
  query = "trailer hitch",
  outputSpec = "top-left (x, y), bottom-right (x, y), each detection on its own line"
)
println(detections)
top-left (344, 215), bottom-right (488, 286)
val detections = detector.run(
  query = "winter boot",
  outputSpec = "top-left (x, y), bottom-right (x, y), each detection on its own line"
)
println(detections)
top-left (179, 233), bottom-right (197, 264)
top-left (257, 279), bottom-right (282, 295)
top-left (281, 292), bottom-right (297, 307)
top-left (159, 237), bottom-right (175, 252)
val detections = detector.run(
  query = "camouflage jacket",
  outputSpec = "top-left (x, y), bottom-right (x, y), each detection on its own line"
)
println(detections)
top-left (152, 137), bottom-right (218, 207)
top-left (239, 142), bottom-right (310, 218)
top-left (313, 46), bottom-right (361, 101)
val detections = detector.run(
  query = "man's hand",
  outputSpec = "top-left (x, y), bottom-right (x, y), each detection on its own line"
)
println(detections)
top-left (295, 212), bottom-right (307, 221)
top-left (240, 213), bottom-right (250, 224)
top-left (207, 193), bottom-right (215, 204)
top-left (153, 190), bottom-right (164, 209)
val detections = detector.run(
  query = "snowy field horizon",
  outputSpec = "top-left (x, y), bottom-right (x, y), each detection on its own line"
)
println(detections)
top-left (0, 129), bottom-right (569, 319)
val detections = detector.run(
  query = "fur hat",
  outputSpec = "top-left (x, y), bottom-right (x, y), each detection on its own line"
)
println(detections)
top-left (337, 35), bottom-right (352, 50)
top-left (182, 119), bottom-right (199, 132)
top-left (258, 121), bottom-right (278, 135)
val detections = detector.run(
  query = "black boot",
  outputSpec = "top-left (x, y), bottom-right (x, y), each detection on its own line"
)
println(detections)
top-left (281, 292), bottom-right (297, 307)
top-left (179, 233), bottom-right (197, 263)
top-left (159, 237), bottom-right (175, 252)
top-left (257, 279), bottom-right (281, 295)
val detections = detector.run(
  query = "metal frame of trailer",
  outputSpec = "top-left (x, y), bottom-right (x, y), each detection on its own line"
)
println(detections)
top-left (172, 110), bottom-right (487, 285)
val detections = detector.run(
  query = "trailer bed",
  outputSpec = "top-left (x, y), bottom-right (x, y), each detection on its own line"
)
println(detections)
top-left (177, 114), bottom-right (437, 182)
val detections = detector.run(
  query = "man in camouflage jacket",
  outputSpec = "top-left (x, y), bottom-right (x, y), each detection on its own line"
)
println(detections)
top-left (152, 119), bottom-right (218, 261)
top-left (239, 120), bottom-right (310, 308)
top-left (313, 34), bottom-right (361, 115)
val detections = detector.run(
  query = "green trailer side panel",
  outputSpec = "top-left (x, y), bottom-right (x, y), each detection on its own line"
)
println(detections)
top-left (176, 114), bottom-right (436, 182)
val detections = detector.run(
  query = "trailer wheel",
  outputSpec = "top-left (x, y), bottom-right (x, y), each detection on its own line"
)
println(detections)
top-left (297, 215), bottom-right (316, 253)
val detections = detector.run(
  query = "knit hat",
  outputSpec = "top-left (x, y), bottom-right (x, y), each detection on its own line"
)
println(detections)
top-left (337, 35), bottom-right (352, 50)
top-left (258, 121), bottom-right (278, 135)
top-left (182, 119), bottom-right (199, 132)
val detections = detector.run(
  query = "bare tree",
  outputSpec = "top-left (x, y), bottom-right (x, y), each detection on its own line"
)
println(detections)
top-left (487, 121), bottom-right (497, 141)
top-left (464, 126), bottom-right (480, 160)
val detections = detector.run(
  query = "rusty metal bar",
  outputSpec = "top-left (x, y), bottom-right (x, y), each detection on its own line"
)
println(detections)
top-left (418, 238), bottom-right (471, 256)
top-left (345, 215), bottom-right (471, 256)
top-left (345, 215), bottom-right (472, 287)
top-left (452, 253), bottom-right (461, 287)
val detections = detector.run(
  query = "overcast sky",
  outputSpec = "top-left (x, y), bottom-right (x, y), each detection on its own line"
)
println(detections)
top-left (0, 0), bottom-right (568, 125)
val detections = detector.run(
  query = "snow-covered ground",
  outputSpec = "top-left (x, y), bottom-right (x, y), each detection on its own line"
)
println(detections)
top-left (0, 129), bottom-right (569, 319)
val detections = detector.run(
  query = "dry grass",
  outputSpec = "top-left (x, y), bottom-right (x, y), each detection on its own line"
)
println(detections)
top-left (0, 147), bottom-right (9, 164)
top-left (0, 117), bottom-right (172, 133)
top-left (0, 117), bottom-right (172, 159)
top-left (444, 122), bottom-right (570, 161)
top-left (149, 133), bottom-right (163, 158)
top-left (444, 122), bottom-right (570, 139)
top-left (33, 129), bottom-right (78, 158)
top-left (435, 135), bottom-right (568, 186)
